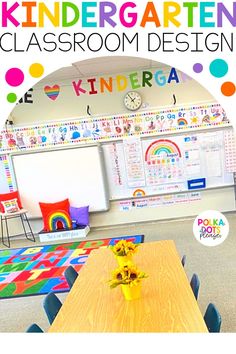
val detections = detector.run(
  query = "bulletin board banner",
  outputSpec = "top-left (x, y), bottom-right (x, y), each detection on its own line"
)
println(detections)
top-left (103, 130), bottom-right (235, 200)
top-left (0, 102), bottom-right (230, 154)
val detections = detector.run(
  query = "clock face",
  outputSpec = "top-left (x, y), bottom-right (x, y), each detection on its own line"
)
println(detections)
top-left (124, 91), bottom-right (142, 111)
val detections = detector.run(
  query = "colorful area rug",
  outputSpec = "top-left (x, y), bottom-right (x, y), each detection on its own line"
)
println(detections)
top-left (0, 235), bottom-right (144, 299)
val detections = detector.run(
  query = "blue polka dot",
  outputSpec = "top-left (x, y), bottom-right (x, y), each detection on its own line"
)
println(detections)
top-left (209, 59), bottom-right (228, 78)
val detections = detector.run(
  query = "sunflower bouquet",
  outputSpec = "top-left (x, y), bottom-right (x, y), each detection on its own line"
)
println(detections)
top-left (109, 263), bottom-right (148, 289)
top-left (110, 239), bottom-right (139, 257)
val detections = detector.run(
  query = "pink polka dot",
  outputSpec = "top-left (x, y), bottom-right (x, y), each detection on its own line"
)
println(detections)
top-left (5, 68), bottom-right (24, 87)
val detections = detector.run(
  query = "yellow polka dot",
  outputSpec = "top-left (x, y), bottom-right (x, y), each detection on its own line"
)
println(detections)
top-left (29, 63), bottom-right (44, 78)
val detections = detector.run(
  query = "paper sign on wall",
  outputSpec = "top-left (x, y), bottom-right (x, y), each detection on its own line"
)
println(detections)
top-left (200, 132), bottom-right (223, 178)
top-left (118, 192), bottom-right (202, 211)
top-left (143, 138), bottom-right (184, 186)
top-left (123, 137), bottom-right (145, 188)
top-left (183, 135), bottom-right (201, 177)
top-left (224, 129), bottom-right (236, 173)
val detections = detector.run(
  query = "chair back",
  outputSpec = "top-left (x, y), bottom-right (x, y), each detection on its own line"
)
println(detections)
top-left (26, 323), bottom-right (44, 333)
top-left (43, 292), bottom-right (62, 325)
top-left (181, 255), bottom-right (186, 267)
top-left (204, 303), bottom-right (222, 333)
top-left (190, 273), bottom-right (200, 300)
top-left (64, 266), bottom-right (78, 289)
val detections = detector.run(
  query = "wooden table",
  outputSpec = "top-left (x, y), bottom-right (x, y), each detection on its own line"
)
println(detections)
top-left (49, 240), bottom-right (208, 332)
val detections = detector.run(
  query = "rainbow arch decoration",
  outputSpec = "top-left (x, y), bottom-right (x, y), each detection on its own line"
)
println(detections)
top-left (177, 118), bottom-right (188, 126)
top-left (46, 210), bottom-right (72, 231)
top-left (145, 139), bottom-right (182, 163)
top-left (133, 189), bottom-right (146, 197)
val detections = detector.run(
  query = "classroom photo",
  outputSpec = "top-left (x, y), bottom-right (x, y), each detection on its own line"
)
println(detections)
top-left (0, 56), bottom-right (235, 333)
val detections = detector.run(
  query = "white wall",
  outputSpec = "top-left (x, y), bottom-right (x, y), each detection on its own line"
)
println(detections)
top-left (11, 66), bottom-right (215, 126)
top-left (5, 63), bottom-right (235, 237)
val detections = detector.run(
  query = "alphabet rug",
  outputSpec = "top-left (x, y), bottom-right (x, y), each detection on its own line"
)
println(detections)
top-left (0, 235), bottom-right (144, 299)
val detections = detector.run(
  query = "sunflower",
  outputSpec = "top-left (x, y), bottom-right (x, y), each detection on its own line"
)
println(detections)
top-left (124, 241), bottom-right (137, 256)
top-left (109, 263), bottom-right (148, 288)
top-left (112, 267), bottom-right (125, 281)
top-left (110, 240), bottom-right (139, 256)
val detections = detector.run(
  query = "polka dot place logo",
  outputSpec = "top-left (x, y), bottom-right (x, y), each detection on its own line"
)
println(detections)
top-left (193, 58), bottom-right (236, 97)
top-left (5, 63), bottom-right (44, 103)
top-left (193, 210), bottom-right (229, 247)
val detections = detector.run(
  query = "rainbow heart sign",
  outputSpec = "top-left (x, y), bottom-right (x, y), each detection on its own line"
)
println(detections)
top-left (44, 85), bottom-right (60, 101)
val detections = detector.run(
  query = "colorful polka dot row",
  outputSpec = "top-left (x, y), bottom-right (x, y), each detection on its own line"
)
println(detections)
top-left (5, 63), bottom-right (44, 103)
top-left (193, 59), bottom-right (235, 97)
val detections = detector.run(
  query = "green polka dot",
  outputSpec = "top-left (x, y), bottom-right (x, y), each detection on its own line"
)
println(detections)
top-left (7, 93), bottom-right (17, 103)
top-left (209, 59), bottom-right (228, 78)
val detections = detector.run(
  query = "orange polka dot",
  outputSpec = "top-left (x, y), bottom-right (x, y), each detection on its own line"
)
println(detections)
top-left (221, 82), bottom-right (236, 96)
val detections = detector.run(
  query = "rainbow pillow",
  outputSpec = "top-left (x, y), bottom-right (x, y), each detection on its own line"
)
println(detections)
top-left (46, 210), bottom-right (72, 231)
top-left (39, 199), bottom-right (72, 232)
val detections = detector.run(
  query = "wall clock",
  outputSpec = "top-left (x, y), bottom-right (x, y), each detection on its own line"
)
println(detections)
top-left (124, 91), bottom-right (142, 111)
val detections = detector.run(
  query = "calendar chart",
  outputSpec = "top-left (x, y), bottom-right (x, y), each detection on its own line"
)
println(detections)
top-left (143, 139), bottom-right (184, 185)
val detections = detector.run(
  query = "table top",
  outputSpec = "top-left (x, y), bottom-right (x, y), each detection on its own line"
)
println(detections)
top-left (49, 240), bottom-right (208, 332)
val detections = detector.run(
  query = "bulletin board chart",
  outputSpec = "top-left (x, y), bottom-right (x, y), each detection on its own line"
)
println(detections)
top-left (143, 137), bottom-right (184, 186)
top-left (0, 102), bottom-right (230, 155)
top-left (0, 154), bottom-right (16, 193)
top-left (103, 129), bottom-right (235, 200)
top-left (224, 129), bottom-right (236, 173)
top-left (102, 142), bottom-right (128, 199)
top-left (123, 137), bottom-right (146, 188)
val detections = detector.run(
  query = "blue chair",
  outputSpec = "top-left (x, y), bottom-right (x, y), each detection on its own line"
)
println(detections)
top-left (190, 273), bottom-right (200, 300)
top-left (26, 323), bottom-right (44, 333)
top-left (43, 292), bottom-right (62, 325)
top-left (64, 265), bottom-right (78, 289)
top-left (181, 255), bottom-right (186, 267)
top-left (204, 303), bottom-right (222, 333)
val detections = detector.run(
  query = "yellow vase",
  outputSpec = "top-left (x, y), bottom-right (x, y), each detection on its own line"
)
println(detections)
top-left (116, 255), bottom-right (133, 266)
top-left (121, 283), bottom-right (141, 300)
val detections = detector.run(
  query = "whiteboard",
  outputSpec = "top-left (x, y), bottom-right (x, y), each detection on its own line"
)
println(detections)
top-left (103, 131), bottom-right (234, 200)
top-left (11, 145), bottom-right (109, 217)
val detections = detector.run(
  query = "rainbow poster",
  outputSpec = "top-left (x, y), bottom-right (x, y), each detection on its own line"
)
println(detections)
top-left (145, 139), bottom-right (182, 164)
top-left (133, 189), bottom-right (146, 197)
top-left (143, 138), bottom-right (184, 186)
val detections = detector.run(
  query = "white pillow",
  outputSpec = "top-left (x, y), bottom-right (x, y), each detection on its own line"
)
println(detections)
top-left (1, 198), bottom-right (20, 213)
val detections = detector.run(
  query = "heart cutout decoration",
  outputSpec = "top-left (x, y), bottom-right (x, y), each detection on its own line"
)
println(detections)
top-left (44, 85), bottom-right (60, 101)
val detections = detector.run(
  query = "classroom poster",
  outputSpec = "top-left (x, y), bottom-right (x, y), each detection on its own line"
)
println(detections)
top-left (143, 138), bottom-right (184, 185)
top-left (0, 0), bottom-right (236, 348)
top-left (123, 137), bottom-right (145, 187)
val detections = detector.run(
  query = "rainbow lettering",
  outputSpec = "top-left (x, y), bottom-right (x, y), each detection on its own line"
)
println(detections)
top-left (0, 2), bottom-right (235, 28)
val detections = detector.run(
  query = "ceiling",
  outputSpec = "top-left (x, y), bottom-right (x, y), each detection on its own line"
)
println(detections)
top-left (39, 56), bottom-right (168, 83)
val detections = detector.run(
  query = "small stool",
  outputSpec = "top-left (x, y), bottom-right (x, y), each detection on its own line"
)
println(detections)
top-left (0, 209), bottom-right (35, 248)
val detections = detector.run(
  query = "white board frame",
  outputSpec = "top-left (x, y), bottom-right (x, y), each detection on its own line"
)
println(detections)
top-left (11, 145), bottom-right (109, 217)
